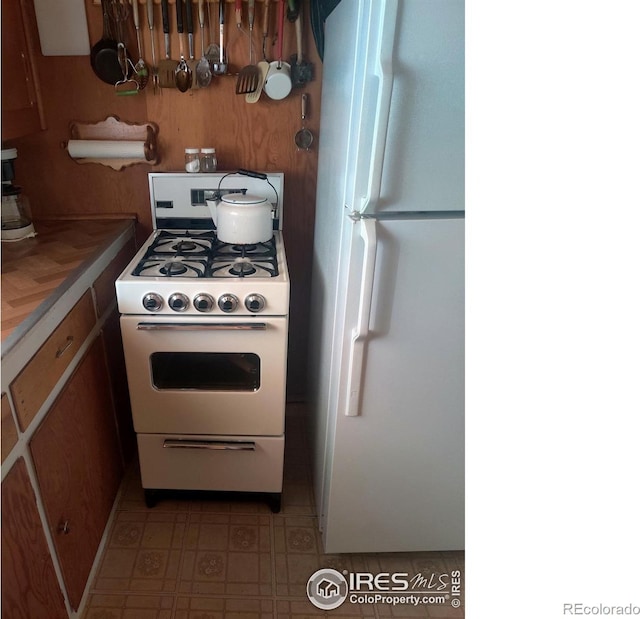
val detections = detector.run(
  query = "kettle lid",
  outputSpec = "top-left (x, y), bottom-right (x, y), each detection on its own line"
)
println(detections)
top-left (221, 193), bottom-right (268, 206)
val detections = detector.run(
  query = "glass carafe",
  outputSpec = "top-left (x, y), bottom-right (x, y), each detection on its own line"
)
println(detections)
top-left (1, 187), bottom-right (36, 241)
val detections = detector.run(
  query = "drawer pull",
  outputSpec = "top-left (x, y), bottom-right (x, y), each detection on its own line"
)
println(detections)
top-left (137, 323), bottom-right (267, 331)
top-left (55, 336), bottom-right (74, 358)
top-left (163, 439), bottom-right (256, 451)
top-left (58, 519), bottom-right (71, 535)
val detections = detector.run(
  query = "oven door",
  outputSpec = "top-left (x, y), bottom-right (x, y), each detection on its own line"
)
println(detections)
top-left (120, 315), bottom-right (288, 436)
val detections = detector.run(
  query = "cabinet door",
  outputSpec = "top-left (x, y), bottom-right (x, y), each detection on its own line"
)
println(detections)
top-left (30, 334), bottom-right (123, 610)
top-left (1, 458), bottom-right (67, 619)
top-left (1, 0), bottom-right (45, 140)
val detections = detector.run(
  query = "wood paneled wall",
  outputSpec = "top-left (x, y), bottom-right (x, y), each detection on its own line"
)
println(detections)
top-left (9, 0), bottom-right (323, 400)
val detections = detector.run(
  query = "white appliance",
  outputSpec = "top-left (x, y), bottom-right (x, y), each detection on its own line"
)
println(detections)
top-left (116, 171), bottom-right (289, 512)
top-left (308, 0), bottom-right (464, 552)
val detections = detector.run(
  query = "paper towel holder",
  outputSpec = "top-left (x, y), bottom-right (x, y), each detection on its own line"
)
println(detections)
top-left (65, 115), bottom-right (159, 171)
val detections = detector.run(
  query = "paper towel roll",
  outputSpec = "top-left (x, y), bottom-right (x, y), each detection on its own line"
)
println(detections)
top-left (67, 140), bottom-right (149, 160)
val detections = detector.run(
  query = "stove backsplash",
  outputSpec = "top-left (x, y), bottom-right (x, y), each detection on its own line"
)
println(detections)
top-left (149, 172), bottom-right (284, 232)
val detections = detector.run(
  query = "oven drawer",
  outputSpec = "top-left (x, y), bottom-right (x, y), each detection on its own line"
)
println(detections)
top-left (137, 433), bottom-right (284, 493)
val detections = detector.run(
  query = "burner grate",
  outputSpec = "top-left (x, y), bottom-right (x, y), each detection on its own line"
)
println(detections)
top-left (132, 232), bottom-right (279, 278)
top-left (133, 257), bottom-right (208, 278)
top-left (212, 237), bottom-right (277, 262)
top-left (209, 259), bottom-right (278, 278)
top-left (150, 230), bottom-right (215, 257)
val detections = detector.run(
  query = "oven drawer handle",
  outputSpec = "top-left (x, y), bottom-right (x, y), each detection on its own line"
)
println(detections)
top-left (163, 439), bottom-right (256, 451)
top-left (137, 322), bottom-right (267, 331)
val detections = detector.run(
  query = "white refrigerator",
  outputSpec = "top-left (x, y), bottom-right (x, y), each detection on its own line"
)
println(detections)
top-left (308, 0), bottom-right (464, 553)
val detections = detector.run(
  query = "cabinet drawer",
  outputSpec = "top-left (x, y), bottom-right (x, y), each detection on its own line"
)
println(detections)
top-left (93, 238), bottom-right (136, 318)
top-left (137, 433), bottom-right (284, 493)
top-left (10, 289), bottom-right (95, 431)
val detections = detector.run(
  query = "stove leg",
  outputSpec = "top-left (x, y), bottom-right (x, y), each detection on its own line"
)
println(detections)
top-left (267, 493), bottom-right (282, 513)
top-left (144, 489), bottom-right (159, 508)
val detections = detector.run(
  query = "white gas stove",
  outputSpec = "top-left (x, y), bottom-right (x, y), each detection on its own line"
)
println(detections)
top-left (116, 172), bottom-right (289, 512)
top-left (117, 171), bottom-right (288, 317)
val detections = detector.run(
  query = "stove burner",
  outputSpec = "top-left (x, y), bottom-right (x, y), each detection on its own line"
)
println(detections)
top-left (174, 240), bottom-right (198, 252)
top-left (151, 231), bottom-right (215, 256)
top-left (229, 261), bottom-right (257, 277)
top-left (133, 257), bottom-right (207, 278)
top-left (232, 244), bottom-right (257, 253)
top-left (160, 261), bottom-right (189, 276)
top-left (214, 238), bottom-right (276, 262)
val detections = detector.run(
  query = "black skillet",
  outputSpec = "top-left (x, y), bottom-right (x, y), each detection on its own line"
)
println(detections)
top-left (90, 0), bottom-right (122, 85)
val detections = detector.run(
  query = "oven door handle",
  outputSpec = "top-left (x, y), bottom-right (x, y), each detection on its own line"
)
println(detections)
top-left (163, 439), bottom-right (256, 451)
top-left (136, 322), bottom-right (267, 331)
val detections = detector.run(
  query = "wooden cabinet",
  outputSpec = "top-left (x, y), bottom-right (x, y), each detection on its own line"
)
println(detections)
top-left (1, 393), bottom-right (19, 463)
top-left (30, 334), bottom-right (123, 611)
top-left (93, 236), bottom-right (137, 463)
top-left (1, 221), bottom-right (136, 615)
top-left (1, 458), bottom-right (67, 619)
top-left (93, 238), bottom-right (136, 319)
top-left (102, 309), bottom-right (136, 462)
top-left (1, 0), bottom-right (45, 141)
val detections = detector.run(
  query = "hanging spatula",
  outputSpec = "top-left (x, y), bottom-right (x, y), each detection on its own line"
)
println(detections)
top-left (236, 0), bottom-right (260, 94)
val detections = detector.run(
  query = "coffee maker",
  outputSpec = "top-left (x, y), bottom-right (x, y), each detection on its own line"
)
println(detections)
top-left (2, 148), bottom-right (36, 242)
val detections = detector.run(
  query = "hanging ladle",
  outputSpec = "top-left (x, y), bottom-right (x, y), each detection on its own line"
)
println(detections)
top-left (294, 93), bottom-right (313, 151)
top-left (174, 0), bottom-right (192, 92)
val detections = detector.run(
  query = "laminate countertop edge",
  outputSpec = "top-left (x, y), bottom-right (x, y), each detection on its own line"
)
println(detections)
top-left (1, 219), bottom-right (136, 367)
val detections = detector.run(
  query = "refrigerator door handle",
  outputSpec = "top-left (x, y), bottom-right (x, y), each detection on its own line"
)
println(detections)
top-left (345, 218), bottom-right (377, 417)
top-left (359, 0), bottom-right (398, 216)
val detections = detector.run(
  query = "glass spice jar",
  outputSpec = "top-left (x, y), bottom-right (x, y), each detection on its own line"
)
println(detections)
top-left (184, 148), bottom-right (200, 173)
top-left (200, 148), bottom-right (217, 173)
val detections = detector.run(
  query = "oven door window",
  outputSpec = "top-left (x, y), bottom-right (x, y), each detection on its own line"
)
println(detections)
top-left (150, 352), bottom-right (260, 391)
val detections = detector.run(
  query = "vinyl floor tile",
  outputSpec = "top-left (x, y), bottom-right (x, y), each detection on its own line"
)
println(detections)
top-left (83, 593), bottom-right (174, 619)
top-left (174, 596), bottom-right (274, 619)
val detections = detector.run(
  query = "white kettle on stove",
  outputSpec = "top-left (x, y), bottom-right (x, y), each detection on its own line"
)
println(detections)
top-left (207, 193), bottom-right (273, 245)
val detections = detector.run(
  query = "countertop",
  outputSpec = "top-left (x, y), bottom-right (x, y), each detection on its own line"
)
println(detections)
top-left (1, 218), bottom-right (135, 355)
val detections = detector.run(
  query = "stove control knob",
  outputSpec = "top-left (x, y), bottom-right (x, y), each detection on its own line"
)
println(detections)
top-left (194, 293), bottom-right (215, 313)
top-left (142, 293), bottom-right (163, 312)
top-left (245, 294), bottom-right (266, 313)
top-left (168, 293), bottom-right (189, 312)
top-left (218, 294), bottom-right (239, 313)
